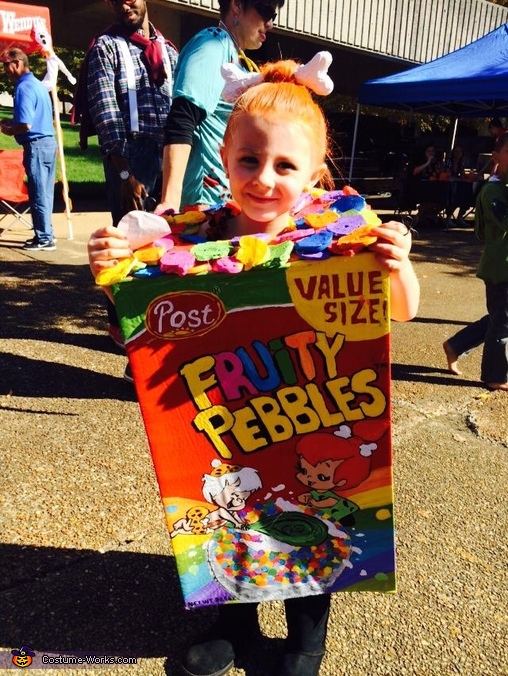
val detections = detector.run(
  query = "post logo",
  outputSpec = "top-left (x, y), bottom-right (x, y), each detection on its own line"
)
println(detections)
top-left (146, 291), bottom-right (226, 340)
top-left (11, 646), bottom-right (35, 668)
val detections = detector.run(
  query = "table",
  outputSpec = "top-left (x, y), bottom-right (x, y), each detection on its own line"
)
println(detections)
top-left (409, 178), bottom-right (482, 216)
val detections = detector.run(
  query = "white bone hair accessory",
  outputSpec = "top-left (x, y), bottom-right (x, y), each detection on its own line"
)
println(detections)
top-left (221, 50), bottom-right (334, 103)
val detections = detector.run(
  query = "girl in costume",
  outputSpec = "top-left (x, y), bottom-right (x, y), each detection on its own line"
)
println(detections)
top-left (88, 53), bottom-right (419, 676)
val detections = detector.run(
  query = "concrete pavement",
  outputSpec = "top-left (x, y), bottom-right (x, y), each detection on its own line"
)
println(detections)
top-left (0, 206), bottom-right (506, 675)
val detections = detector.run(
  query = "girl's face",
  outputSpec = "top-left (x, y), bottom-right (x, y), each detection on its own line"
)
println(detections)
top-left (493, 142), bottom-right (508, 176)
top-left (296, 456), bottom-right (345, 491)
top-left (221, 113), bottom-right (325, 236)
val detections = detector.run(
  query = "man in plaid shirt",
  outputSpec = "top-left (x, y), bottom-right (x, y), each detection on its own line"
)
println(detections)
top-left (86, 0), bottom-right (177, 351)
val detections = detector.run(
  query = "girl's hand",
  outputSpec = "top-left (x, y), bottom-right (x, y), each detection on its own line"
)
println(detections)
top-left (154, 201), bottom-right (176, 217)
top-left (367, 220), bottom-right (413, 272)
top-left (368, 220), bottom-right (420, 322)
top-left (87, 226), bottom-right (133, 279)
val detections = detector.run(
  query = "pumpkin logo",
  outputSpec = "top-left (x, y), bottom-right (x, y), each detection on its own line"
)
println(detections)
top-left (11, 646), bottom-right (35, 668)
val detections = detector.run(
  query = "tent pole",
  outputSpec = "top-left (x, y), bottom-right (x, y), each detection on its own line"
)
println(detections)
top-left (349, 103), bottom-right (361, 184)
top-left (450, 117), bottom-right (458, 152)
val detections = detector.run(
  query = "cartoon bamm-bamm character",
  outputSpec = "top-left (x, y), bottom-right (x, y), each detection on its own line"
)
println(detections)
top-left (170, 460), bottom-right (262, 536)
top-left (295, 425), bottom-right (377, 525)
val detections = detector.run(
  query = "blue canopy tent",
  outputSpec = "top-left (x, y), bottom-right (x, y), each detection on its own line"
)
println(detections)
top-left (349, 23), bottom-right (508, 178)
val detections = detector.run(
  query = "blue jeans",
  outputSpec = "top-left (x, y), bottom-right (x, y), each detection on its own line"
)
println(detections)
top-left (22, 136), bottom-right (57, 243)
top-left (103, 136), bottom-right (164, 326)
top-left (481, 281), bottom-right (508, 384)
top-left (103, 136), bottom-right (163, 227)
top-left (447, 315), bottom-right (489, 358)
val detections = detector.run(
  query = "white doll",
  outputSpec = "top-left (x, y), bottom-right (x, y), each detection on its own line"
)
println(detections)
top-left (30, 22), bottom-right (76, 92)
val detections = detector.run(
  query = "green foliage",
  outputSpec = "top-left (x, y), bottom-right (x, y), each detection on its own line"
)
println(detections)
top-left (0, 46), bottom-right (84, 102)
top-left (322, 91), bottom-right (486, 135)
top-left (0, 105), bottom-right (104, 196)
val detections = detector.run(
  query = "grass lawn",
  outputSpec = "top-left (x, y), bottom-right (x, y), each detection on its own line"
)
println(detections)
top-left (0, 106), bottom-right (106, 200)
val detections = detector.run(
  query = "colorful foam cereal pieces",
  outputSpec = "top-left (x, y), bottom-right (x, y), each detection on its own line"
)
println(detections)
top-left (95, 257), bottom-right (137, 286)
top-left (205, 200), bottom-right (242, 217)
top-left (329, 224), bottom-right (378, 255)
top-left (133, 245), bottom-right (166, 264)
top-left (272, 228), bottom-right (315, 244)
top-left (111, 189), bottom-right (383, 281)
top-left (294, 229), bottom-right (334, 255)
top-left (187, 262), bottom-right (213, 275)
top-left (212, 256), bottom-right (244, 274)
top-left (230, 232), bottom-right (271, 246)
top-left (304, 211), bottom-right (341, 229)
top-left (173, 210), bottom-right (208, 225)
top-left (362, 209), bottom-right (382, 226)
top-left (331, 195), bottom-right (366, 213)
top-left (153, 234), bottom-right (176, 251)
top-left (163, 209), bottom-right (208, 234)
top-left (337, 224), bottom-right (378, 244)
top-left (299, 249), bottom-right (331, 260)
top-left (160, 250), bottom-right (196, 275)
top-left (132, 266), bottom-right (164, 279)
top-left (236, 236), bottom-right (270, 270)
top-left (326, 214), bottom-right (366, 236)
top-left (180, 233), bottom-right (207, 244)
top-left (191, 241), bottom-right (232, 261)
top-left (290, 191), bottom-right (316, 216)
top-left (262, 241), bottom-right (295, 268)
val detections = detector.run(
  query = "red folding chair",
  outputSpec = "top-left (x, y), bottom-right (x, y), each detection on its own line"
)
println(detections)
top-left (0, 148), bottom-right (32, 237)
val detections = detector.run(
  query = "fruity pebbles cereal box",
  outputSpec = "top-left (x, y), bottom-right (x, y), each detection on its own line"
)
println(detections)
top-left (109, 189), bottom-right (396, 608)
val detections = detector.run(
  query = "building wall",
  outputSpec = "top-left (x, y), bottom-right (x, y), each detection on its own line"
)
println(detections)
top-left (163, 0), bottom-right (508, 63)
top-left (10, 0), bottom-right (508, 65)
top-left (5, 0), bottom-right (508, 97)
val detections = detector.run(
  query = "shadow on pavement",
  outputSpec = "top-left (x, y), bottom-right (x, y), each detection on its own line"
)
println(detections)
top-left (1, 260), bottom-right (103, 340)
top-left (1, 543), bottom-right (284, 674)
top-left (0, 352), bottom-right (137, 401)
top-left (0, 258), bottom-right (140, 400)
top-left (409, 223), bottom-right (481, 275)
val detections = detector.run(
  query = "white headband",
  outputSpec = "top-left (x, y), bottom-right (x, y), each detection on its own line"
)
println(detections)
top-left (221, 51), bottom-right (334, 103)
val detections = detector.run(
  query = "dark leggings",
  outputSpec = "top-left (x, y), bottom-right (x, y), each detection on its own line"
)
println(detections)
top-left (217, 594), bottom-right (330, 654)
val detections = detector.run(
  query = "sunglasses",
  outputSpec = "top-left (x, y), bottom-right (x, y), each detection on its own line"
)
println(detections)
top-left (108, 0), bottom-right (137, 6)
top-left (253, 2), bottom-right (277, 23)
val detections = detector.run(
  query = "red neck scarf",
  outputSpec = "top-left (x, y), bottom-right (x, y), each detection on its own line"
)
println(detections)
top-left (114, 22), bottom-right (166, 87)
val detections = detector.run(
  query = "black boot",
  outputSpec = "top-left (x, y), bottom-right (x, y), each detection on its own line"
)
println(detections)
top-left (278, 594), bottom-right (330, 676)
top-left (182, 603), bottom-right (260, 676)
top-left (182, 639), bottom-right (234, 676)
top-left (277, 651), bottom-right (325, 676)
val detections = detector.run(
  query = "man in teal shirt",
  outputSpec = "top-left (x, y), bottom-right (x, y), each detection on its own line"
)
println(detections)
top-left (157, 0), bottom-right (284, 214)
